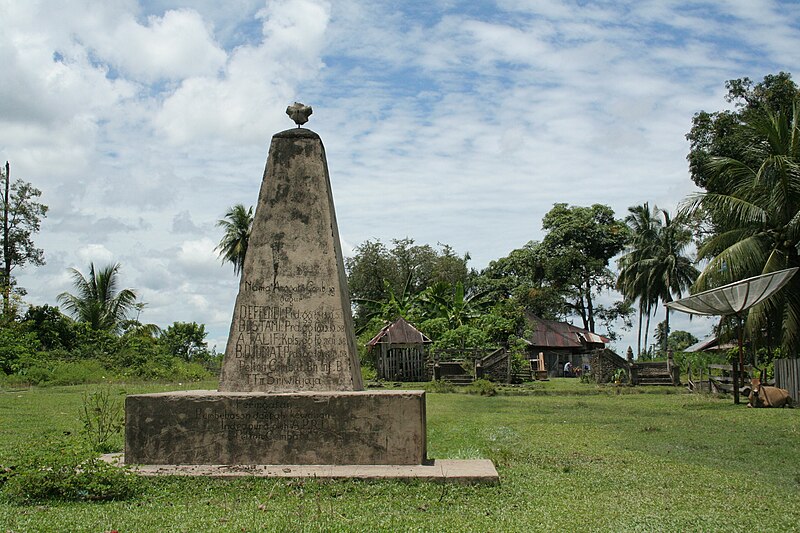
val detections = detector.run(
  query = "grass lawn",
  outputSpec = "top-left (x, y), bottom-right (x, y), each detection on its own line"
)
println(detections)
top-left (0, 379), bottom-right (798, 532)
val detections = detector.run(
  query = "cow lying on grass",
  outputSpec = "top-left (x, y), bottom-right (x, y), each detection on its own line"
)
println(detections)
top-left (747, 378), bottom-right (794, 408)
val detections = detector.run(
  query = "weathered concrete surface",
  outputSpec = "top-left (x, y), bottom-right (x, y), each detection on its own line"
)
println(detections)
top-left (105, 454), bottom-right (499, 484)
top-left (125, 390), bottom-right (426, 465)
top-left (219, 128), bottom-right (362, 393)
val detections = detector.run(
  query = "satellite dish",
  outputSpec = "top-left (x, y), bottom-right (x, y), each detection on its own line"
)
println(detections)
top-left (666, 267), bottom-right (798, 316)
top-left (665, 267), bottom-right (798, 405)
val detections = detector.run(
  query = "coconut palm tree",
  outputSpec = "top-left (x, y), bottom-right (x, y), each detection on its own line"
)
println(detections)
top-left (617, 205), bottom-right (698, 356)
top-left (617, 203), bottom-right (660, 357)
top-left (641, 211), bottom-right (700, 354)
top-left (216, 204), bottom-right (253, 276)
top-left (681, 102), bottom-right (800, 353)
top-left (57, 262), bottom-right (138, 333)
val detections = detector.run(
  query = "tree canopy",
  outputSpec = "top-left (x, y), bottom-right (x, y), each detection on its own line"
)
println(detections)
top-left (1, 162), bottom-right (48, 320)
top-left (539, 203), bottom-right (629, 333)
top-left (346, 238), bottom-right (471, 330)
top-left (216, 204), bottom-right (254, 276)
top-left (682, 98), bottom-right (800, 354)
top-left (686, 72), bottom-right (799, 193)
top-left (57, 263), bottom-right (139, 334)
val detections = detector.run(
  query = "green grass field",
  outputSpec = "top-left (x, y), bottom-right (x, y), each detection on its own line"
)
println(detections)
top-left (1, 380), bottom-right (798, 532)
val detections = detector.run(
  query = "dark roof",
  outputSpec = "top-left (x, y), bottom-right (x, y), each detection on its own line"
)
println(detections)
top-left (525, 312), bottom-right (610, 349)
top-left (366, 317), bottom-right (432, 347)
top-left (684, 336), bottom-right (736, 353)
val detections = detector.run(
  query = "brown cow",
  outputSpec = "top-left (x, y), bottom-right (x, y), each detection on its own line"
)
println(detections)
top-left (747, 378), bottom-right (794, 408)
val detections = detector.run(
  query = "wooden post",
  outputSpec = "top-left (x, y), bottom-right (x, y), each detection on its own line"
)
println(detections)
top-left (734, 314), bottom-right (744, 405)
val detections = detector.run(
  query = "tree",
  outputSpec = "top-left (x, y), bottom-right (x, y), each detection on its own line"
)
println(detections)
top-left (641, 210), bottom-right (699, 354)
top-left (686, 72), bottom-right (799, 192)
top-left (20, 304), bottom-right (76, 351)
top-left (57, 263), bottom-right (139, 334)
top-left (420, 281), bottom-right (489, 329)
top-left (540, 203), bottom-right (629, 332)
top-left (668, 330), bottom-right (699, 352)
top-left (681, 101), bottom-right (800, 354)
top-left (1, 162), bottom-right (48, 319)
top-left (346, 238), bottom-right (470, 330)
top-left (617, 203), bottom-right (660, 356)
top-left (159, 321), bottom-right (210, 362)
top-left (618, 206), bottom-right (698, 355)
top-left (216, 204), bottom-right (253, 276)
top-left (476, 241), bottom-right (567, 320)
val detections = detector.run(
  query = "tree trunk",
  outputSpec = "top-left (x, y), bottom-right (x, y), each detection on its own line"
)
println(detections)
top-left (663, 287), bottom-right (673, 356)
top-left (585, 278), bottom-right (595, 332)
top-left (576, 292), bottom-right (589, 331)
top-left (643, 306), bottom-right (652, 358)
top-left (636, 305), bottom-right (643, 358)
top-left (2, 161), bottom-right (10, 319)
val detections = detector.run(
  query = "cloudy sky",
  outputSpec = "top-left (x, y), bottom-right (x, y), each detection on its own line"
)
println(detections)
top-left (2, 0), bottom-right (799, 353)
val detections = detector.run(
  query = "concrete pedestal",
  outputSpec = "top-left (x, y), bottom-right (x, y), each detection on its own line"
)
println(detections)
top-left (125, 390), bottom-right (426, 466)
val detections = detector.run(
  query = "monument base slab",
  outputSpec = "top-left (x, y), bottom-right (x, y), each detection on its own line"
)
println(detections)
top-left (103, 455), bottom-right (498, 484)
top-left (125, 390), bottom-right (426, 466)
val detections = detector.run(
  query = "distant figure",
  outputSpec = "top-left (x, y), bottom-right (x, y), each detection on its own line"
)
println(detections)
top-left (564, 361), bottom-right (572, 377)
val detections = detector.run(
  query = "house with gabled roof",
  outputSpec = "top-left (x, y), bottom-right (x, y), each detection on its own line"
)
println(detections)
top-left (525, 312), bottom-right (611, 377)
top-left (366, 317), bottom-right (432, 381)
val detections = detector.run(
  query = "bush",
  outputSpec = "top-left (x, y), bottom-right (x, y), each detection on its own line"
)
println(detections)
top-left (361, 365), bottom-right (377, 383)
top-left (1, 433), bottom-right (141, 503)
top-left (79, 387), bottom-right (125, 453)
top-left (172, 359), bottom-right (214, 382)
top-left (49, 360), bottom-right (109, 385)
top-left (0, 326), bottom-right (41, 373)
top-left (18, 363), bottom-right (54, 385)
top-left (424, 380), bottom-right (456, 393)
top-left (467, 378), bottom-right (497, 396)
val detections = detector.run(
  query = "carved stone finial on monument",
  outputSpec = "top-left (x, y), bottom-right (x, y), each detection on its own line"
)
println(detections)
top-left (626, 346), bottom-right (634, 362)
top-left (286, 102), bottom-right (313, 127)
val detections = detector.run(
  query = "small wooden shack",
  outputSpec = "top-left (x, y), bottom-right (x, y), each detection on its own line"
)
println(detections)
top-left (367, 317), bottom-right (432, 381)
top-left (525, 312), bottom-right (610, 378)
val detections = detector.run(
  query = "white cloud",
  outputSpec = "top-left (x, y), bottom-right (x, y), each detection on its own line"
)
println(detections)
top-left (174, 238), bottom-right (219, 275)
top-left (154, 0), bottom-right (331, 144)
top-left (6, 0), bottom-right (799, 356)
top-left (76, 244), bottom-right (116, 265)
top-left (96, 9), bottom-right (227, 82)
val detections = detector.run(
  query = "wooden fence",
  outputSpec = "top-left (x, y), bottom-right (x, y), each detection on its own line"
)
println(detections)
top-left (774, 358), bottom-right (800, 401)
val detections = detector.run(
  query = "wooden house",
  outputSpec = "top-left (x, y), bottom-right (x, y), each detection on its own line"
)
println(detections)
top-left (525, 312), bottom-right (610, 378)
top-left (366, 318), bottom-right (432, 381)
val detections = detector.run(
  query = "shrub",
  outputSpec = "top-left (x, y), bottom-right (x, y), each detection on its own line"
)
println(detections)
top-left (49, 360), bottom-right (108, 385)
top-left (467, 378), bottom-right (497, 396)
top-left (18, 363), bottom-right (54, 385)
top-left (424, 380), bottom-right (456, 393)
top-left (361, 365), bottom-right (377, 383)
top-left (0, 326), bottom-right (41, 373)
top-left (79, 387), bottom-right (125, 453)
top-left (1, 433), bottom-right (141, 503)
top-left (172, 359), bottom-right (214, 382)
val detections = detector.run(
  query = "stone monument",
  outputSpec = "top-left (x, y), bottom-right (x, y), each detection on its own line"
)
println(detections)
top-left (122, 106), bottom-right (497, 481)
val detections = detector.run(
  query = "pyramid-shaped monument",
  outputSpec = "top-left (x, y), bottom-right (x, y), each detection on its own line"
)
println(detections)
top-left (124, 106), bottom-right (425, 466)
top-left (218, 125), bottom-right (362, 393)
top-left (122, 105), bottom-right (497, 481)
